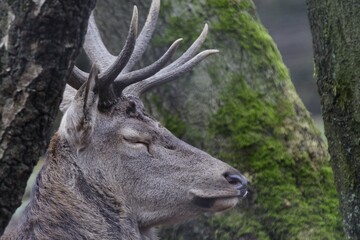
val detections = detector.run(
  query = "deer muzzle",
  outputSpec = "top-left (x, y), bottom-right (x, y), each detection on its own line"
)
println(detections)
top-left (224, 173), bottom-right (248, 198)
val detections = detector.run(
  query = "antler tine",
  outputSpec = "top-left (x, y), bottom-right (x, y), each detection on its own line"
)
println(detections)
top-left (97, 6), bottom-right (138, 89)
top-left (159, 24), bottom-right (209, 73)
top-left (114, 38), bottom-right (182, 93)
top-left (122, 0), bottom-right (161, 73)
top-left (123, 49), bottom-right (219, 96)
top-left (84, 13), bottom-right (116, 72)
top-left (122, 25), bottom-right (215, 96)
top-left (70, 6), bottom-right (138, 93)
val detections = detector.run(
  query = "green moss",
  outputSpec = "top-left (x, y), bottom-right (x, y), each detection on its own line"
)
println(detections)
top-left (209, 76), bottom-right (343, 239)
top-left (206, 0), bottom-right (291, 92)
top-left (207, 212), bottom-right (270, 240)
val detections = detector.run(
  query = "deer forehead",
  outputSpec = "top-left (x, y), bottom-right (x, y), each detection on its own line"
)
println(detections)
top-left (93, 107), bottom-right (151, 130)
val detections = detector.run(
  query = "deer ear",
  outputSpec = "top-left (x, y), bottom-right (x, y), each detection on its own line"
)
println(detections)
top-left (75, 64), bottom-right (98, 116)
top-left (59, 65), bottom-right (99, 149)
top-left (60, 84), bottom-right (77, 113)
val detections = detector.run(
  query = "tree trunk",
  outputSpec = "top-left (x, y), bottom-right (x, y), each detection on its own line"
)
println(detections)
top-left (0, 0), bottom-right (95, 234)
top-left (307, 1), bottom-right (360, 239)
top-left (95, 0), bottom-right (344, 239)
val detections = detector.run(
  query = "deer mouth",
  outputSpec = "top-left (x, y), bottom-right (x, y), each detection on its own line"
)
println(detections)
top-left (188, 189), bottom-right (247, 211)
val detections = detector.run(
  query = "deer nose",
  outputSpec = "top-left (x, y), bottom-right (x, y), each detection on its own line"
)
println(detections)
top-left (224, 173), bottom-right (248, 196)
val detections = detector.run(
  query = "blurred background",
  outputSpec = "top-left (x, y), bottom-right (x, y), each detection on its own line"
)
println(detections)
top-left (254, 0), bottom-right (320, 117)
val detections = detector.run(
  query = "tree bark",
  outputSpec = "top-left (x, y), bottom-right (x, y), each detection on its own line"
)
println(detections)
top-left (307, 1), bottom-right (360, 239)
top-left (0, 0), bottom-right (95, 234)
top-left (95, 0), bottom-right (344, 239)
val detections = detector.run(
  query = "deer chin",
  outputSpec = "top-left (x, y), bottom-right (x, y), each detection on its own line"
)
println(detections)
top-left (188, 189), bottom-right (243, 212)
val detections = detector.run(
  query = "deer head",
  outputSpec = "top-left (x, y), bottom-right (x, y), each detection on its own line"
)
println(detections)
top-left (60, 0), bottom-right (247, 232)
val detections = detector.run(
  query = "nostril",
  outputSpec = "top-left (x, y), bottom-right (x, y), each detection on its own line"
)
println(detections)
top-left (224, 173), bottom-right (248, 190)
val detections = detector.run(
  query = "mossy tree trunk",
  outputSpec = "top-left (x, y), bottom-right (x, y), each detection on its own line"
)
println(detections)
top-left (0, 0), bottom-right (95, 234)
top-left (307, 1), bottom-right (360, 239)
top-left (95, 1), bottom-right (344, 239)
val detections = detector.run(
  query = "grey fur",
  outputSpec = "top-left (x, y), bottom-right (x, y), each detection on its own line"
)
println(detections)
top-left (3, 88), bottom-right (247, 239)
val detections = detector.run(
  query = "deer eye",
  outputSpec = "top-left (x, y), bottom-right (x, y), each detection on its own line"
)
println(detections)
top-left (123, 137), bottom-right (150, 152)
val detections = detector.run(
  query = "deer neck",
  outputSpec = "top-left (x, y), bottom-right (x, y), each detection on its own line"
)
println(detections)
top-left (13, 133), bottom-right (156, 240)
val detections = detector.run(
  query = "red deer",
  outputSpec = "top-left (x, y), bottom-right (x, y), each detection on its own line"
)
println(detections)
top-left (2, 0), bottom-right (247, 239)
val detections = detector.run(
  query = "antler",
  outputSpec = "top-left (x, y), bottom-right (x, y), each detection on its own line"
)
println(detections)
top-left (69, 0), bottom-right (218, 104)
top-left (121, 24), bottom-right (218, 96)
